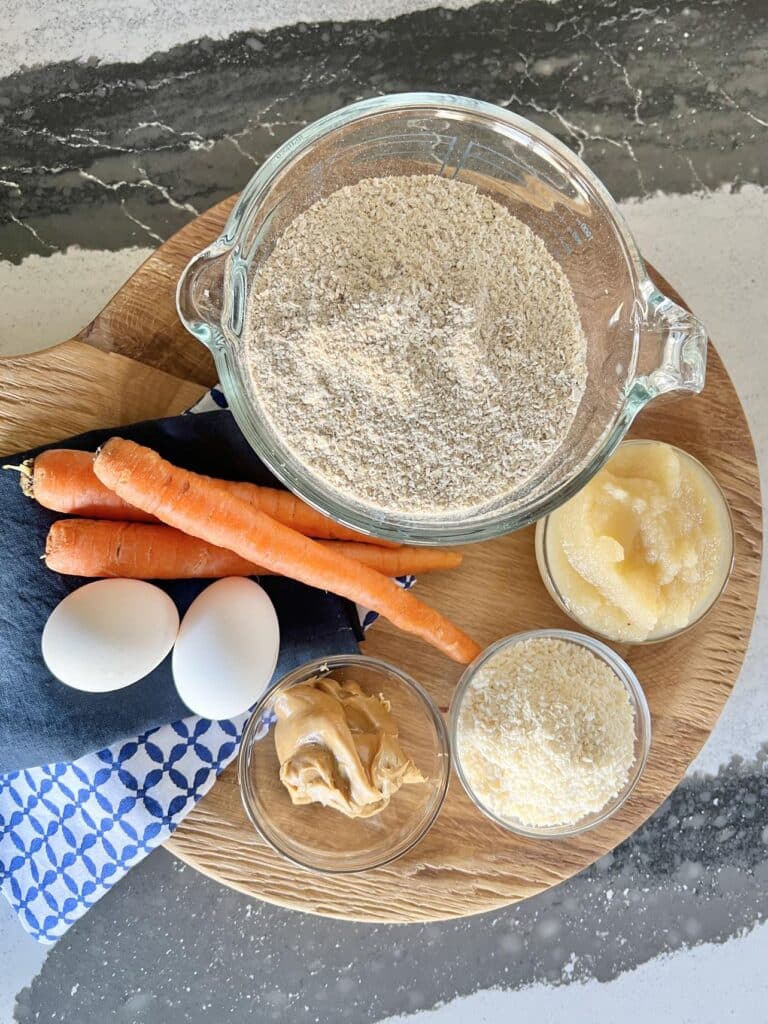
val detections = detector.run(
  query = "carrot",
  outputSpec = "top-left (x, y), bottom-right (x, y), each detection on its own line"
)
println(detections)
top-left (319, 541), bottom-right (462, 576)
top-left (93, 438), bottom-right (481, 664)
top-left (45, 520), bottom-right (259, 579)
top-left (6, 448), bottom-right (398, 547)
top-left (6, 450), bottom-right (155, 522)
top-left (45, 520), bottom-right (463, 579)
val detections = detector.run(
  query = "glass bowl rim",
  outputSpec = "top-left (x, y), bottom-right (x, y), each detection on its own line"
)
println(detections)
top-left (536, 438), bottom-right (736, 645)
top-left (238, 653), bottom-right (451, 873)
top-left (448, 628), bottom-right (652, 839)
top-left (222, 91), bottom-right (646, 283)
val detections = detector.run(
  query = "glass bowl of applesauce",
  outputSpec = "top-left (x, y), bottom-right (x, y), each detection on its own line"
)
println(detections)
top-left (535, 439), bottom-right (735, 644)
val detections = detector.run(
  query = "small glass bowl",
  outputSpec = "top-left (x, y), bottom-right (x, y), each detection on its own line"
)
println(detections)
top-left (535, 439), bottom-right (735, 645)
top-left (449, 629), bottom-right (651, 839)
top-left (238, 654), bottom-right (450, 872)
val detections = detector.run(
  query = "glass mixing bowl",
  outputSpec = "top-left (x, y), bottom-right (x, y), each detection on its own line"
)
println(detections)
top-left (238, 654), bottom-right (450, 873)
top-left (178, 92), bottom-right (707, 545)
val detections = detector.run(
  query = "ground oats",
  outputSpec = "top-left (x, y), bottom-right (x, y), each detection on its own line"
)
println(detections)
top-left (244, 175), bottom-right (587, 515)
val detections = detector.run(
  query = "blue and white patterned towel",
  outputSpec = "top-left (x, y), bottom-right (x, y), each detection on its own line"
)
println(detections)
top-left (0, 716), bottom-right (247, 943)
top-left (0, 388), bottom-right (412, 943)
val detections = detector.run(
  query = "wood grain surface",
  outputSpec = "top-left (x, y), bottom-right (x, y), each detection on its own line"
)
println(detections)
top-left (0, 340), bottom-right (205, 453)
top-left (0, 196), bottom-right (761, 924)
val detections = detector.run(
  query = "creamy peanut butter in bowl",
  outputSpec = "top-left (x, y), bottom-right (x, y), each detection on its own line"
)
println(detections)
top-left (238, 655), bottom-right (449, 873)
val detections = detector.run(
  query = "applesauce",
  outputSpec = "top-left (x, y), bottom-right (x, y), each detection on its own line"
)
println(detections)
top-left (535, 440), bottom-right (734, 643)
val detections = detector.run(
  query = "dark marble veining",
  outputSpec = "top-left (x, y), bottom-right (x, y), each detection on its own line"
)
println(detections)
top-left (1, 0), bottom-right (767, 262)
top-left (13, 746), bottom-right (768, 1022)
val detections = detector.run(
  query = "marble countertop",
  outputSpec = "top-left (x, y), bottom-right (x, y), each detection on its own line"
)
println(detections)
top-left (1, 2), bottom-right (767, 1022)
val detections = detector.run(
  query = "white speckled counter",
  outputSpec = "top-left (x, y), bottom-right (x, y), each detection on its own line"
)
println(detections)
top-left (1, 2), bottom-right (767, 1021)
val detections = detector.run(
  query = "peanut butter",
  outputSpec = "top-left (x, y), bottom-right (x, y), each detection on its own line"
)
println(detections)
top-left (273, 677), bottom-right (425, 818)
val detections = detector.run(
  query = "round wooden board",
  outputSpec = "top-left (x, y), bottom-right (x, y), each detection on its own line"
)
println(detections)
top-left (0, 197), bottom-right (761, 924)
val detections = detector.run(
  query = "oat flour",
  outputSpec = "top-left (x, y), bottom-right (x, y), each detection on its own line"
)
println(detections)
top-left (244, 175), bottom-right (587, 515)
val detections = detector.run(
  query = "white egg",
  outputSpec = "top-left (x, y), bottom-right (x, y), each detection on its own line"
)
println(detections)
top-left (172, 577), bottom-right (280, 719)
top-left (42, 579), bottom-right (179, 693)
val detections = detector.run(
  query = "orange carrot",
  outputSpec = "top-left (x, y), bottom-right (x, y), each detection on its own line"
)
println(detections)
top-left (45, 520), bottom-right (463, 579)
top-left (7, 449), bottom-right (156, 522)
top-left (45, 520), bottom-right (259, 579)
top-left (320, 541), bottom-right (462, 576)
top-left (93, 438), bottom-right (480, 664)
top-left (8, 447), bottom-right (398, 546)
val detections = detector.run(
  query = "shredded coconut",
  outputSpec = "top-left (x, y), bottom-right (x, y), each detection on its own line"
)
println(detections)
top-left (244, 174), bottom-right (587, 516)
top-left (456, 637), bottom-right (636, 828)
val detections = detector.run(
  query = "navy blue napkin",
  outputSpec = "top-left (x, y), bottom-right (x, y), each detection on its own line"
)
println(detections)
top-left (0, 411), bottom-right (362, 773)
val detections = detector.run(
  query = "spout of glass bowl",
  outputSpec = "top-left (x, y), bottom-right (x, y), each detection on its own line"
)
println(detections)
top-left (176, 244), bottom-right (231, 351)
top-left (629, 284), bottom-right (708, 408)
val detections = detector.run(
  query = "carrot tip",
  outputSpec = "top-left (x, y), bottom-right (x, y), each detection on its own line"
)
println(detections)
top-left (3, 459), bottom-right (34, 497)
